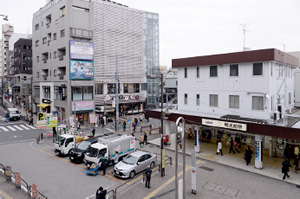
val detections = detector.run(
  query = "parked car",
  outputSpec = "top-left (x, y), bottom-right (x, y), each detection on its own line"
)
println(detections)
top-left (113, 150), bottom-right (157, 179)
top-left (69, 136), bottom-right (100, 163)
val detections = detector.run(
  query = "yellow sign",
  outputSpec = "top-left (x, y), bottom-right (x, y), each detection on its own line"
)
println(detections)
top-left (162, 149), bottom-right (165, 169)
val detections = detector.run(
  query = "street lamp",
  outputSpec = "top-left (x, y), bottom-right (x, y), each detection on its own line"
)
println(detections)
top-left (146, 74), bottom-right (165, 177)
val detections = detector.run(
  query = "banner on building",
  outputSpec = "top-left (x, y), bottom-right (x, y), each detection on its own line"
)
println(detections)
top-left (70, 40), bottom-right (94, 60)
top-left (70, 60), bottom-right (94, 80)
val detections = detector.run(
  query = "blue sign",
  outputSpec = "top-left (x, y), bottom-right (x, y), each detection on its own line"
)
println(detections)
top-left (70, 40), bottom-right (94, 61)
top-left (70, 60), bottom-right (94, 80)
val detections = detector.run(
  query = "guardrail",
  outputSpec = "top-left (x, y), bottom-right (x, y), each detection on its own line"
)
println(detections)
top-left (0, 162), bottom-right (48, 199)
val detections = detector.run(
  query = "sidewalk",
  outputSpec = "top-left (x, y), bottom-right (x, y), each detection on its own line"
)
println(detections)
top-left (148, 133), bottom-right (300, 186)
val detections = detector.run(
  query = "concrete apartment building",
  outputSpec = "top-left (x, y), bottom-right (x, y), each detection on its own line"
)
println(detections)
top-left (32, 0), bottom-right (159, 124)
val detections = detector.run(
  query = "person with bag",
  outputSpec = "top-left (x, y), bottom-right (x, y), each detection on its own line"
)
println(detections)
top-left (122, 121), bottom-right (126, 131)
top-left (96, 186), bottom-right (107, 199)
top-left (144, 132), bottom-right (148, 145)
top-left (216, 140), bottom-right (223, 156)
top-left (29, 116), bottom-right (33, 126)
top-left (244, 146), bottom-right (253, 165)
top-left (228, 137), bottom-right (235, 154)
top-left (145, 165), bottom-right (152, 189)
top-left (98, 155), bottom-right (108, 176)
top-left (282, 158), bottom-right (292, 180)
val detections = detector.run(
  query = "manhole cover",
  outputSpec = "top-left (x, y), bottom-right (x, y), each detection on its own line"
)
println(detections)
top-left (199, 166), bottom-right (214, 171)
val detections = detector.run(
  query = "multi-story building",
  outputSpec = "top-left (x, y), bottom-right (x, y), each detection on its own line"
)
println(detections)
top-left (32, 0), bottom-right (159, 124)
top-left (12, 38), bottom-right (32, 109)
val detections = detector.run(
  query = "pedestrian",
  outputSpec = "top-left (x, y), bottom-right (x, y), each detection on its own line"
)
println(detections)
top-left (244, 146), bottom-right (253, 165)
top-left (134, 117), bottom-right (138, 126)
top-left (96, 186), bottom-right (107, 199)
top-left (282, 158), bottom-right (292, 180)
top-left (228, 137), bottom-right (235, 154)
top-left (5, 112), bottom-right (9, 123)
top-left (132, 122), bottom-right (136, 132)
top-left (77, 122), bottom-right (80, 131)
top-left (140, 114), bottom-right (143, 122)
top-left (284, 145), bottom-right (293, 164)
top-left (146, 116), bottom-right (149, 122)
top-left (144, 132), bottom-right (148, 145)
top-left (145, 165), bottom-right (152, 189)
top-left (53, 126), bottom-right (57, 136)
top-left (98, 155), bottom-right (108, 176)
top-left (294, 145), bottom-right (299, 159)
top-left (122, 121), bottom-right (126, 131)
top-left (103, 115), bottom-right (107, 126)
top-left (216, 140), bottom-right (223, 156)
top-left (29, 116), bottom-right (33, 126)
top-left (113, 151), bottom-right (119, 168)
top-left (188, 128), bottom-right (193, 139)
top-left (294, 155), bottom-right (299, 173)
top-left (92, 128), bottom-right (95, 137)
top-left (140, 133), bottom-right (144, 149)
top-left (101, 118), bottom-right (104, 128)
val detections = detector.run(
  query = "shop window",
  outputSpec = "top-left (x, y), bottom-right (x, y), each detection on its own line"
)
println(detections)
top-left (210, 66), bottom-right (218, 77)
top-left (209, 94), bottom-right (218, 107)
top-left (252, 96), bottom-right (263, 110)
top-left (107, 83), bottom-right (120, 94)
top-left (124, 83), bottom-right (140, 93)
top-left (229, 95), bottom-right (239, 108)
top-left (95, 83), bottom-right (103, 95)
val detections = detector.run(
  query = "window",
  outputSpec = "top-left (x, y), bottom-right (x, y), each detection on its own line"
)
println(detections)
top-left (53, 33), bottom-right (57, 40)
top-left (107, 84), bottom-right (120, 94)
top-left (289, 93), bottom-right (291, 104)
top-left (184, 94), bottom-right (188, 105)
top-left (54, 69), bottom-right (57, 76)
top-left (124, 83), bottom-right (140, 93)
top-left (196, 67), bottom-right (199, 78)
top-left (83, 86), bottom-right (93, 100)
top-left (209, 94), bottom-right (218, 107)
top-left (253, 63), bottom-right (263, 76)
top-left (35, 40), bottom-right (39, 47)
top-left (35, 23), bottom-right (39, 31)
top-left (184, 68), bottom-right (187, 78)
top-left (229, 95), bottom-right (239, 108)
top-left (60, 6), bottom-right (66, 17)
top-left (252, 96), bottom-right (263, 110)
top-left (54, 51), bottom-right (57, 58)
top-left (55, 86), bottom-right (62, 100)
top-left (61, 29), bottom-right (65, 37)
top-left (37, 56), bottom-right (39, 62)
top-left (141, 83), bottom-right (147, 91)
top-left (210, 66), bottom-right (218, 77)
top-left (37, 72), bottom-right (39, 78)
top-left (196, 94), bottom-right (200, 106)
top-left (34, 86), bottom-right (40, 98)
top-left (230, 64), bottom-right (238, 76)
top-left (42, 37), bottom-right (47, 44)
top-left (43, 86), bottom-right (51, 98)
top-left (72, 87), bottom-right (82, 101)
top-left (72, 86), bottom-right (93, 100)
top-left (95, 84), bottom-right (103, 95)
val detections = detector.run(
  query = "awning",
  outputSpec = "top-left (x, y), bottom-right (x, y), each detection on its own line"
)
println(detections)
top-left (37, 104), bottom-right (50, 108)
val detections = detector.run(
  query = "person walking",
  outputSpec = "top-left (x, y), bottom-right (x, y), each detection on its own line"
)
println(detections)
top-left (145, 165), bottom-right (152, 189)
top-left (293, 155), bottom-right (299, 173)
top-left (216, 140), bottom-right (223, 156)
top-left (5, 112), bottom-right (9, 123)
top-left (113, 151), bottom-right (119, 168)
top-left (294, 145), bottom-right (299, 159)
top-left (140, 134), bottom-right (144, 149)
top-left (144, 132), bottom-right (148, 145)
top-left (98, 155), bottom-right (108, 176)
top-left (92, 128), bottom-right (95, 137)
top-left (134, 117), bottom-right (138, 126)
top-left (29, 116), bottom-right (33, 126)
top-left (244, 146), bottom-right (253, 165)
top-left (122, 121), bottom-right (126, 132)
top-left (228, 137), bottom-right (235, 154)
top-left (282, 158), bottom-right (292, 180)
top-left (140, 114), bottom-right (143, 122)
top-left (96, 186), bottom-right (107, 199)
top-left (132, 122), bottom-right (136, 132)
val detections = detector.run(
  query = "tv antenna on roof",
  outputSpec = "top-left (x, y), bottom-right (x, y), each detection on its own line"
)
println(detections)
top-left (240, 23), bottom-right (252, 51)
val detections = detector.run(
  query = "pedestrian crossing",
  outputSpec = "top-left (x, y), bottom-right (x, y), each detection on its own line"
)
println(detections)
top-left (0, 124), bottom-right (36, 132)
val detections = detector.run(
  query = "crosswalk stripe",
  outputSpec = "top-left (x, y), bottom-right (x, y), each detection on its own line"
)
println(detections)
top-left (20, 125), bottom-right (30, 130)
top-left (0, 126), bottom-right (9, 132)
top-left (7, 126), bottom-right (17, 131)
top-left (13, 125), bottom-right (23, 130)
top-left (26, 125), bottom-right (36, 129)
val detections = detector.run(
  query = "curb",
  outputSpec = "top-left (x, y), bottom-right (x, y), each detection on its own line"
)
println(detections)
top-left (148, 141), bottom-right (300, 187)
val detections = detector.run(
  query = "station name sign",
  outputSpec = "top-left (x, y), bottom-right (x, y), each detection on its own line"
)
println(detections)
top-left (202, 119), bottom-right (247, 131)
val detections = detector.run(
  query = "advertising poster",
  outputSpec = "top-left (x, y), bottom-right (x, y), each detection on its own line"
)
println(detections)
top-left (70, 40), bottom-right (94, 60)
top-left (72, 101), bottom-right (94, 111)
top-left (89, 114), bottom-right (98, 124)
top-left (69, 116), bottom-right (75, 127)
top-left (70, 60), bottom-right (94, 80)
top-left (5, 166), bottom-right (11, 182)
top-left (15, 172), bottom-right (21, 189)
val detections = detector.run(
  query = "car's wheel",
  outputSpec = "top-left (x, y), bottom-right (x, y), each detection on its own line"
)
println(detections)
top-left (129, 171), bottom-right (135, 179)
top-left (150, 162), bottom-right (155, 169)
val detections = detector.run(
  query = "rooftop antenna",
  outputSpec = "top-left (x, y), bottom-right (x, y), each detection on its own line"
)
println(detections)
top-left (240, 23), bottom-right (252, 51)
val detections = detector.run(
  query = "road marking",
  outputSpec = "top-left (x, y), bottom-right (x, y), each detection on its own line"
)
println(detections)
top-left (0, 126), bottom-right (9, 132)
top-left (7, 126), bottom-right (17, 131)
top-left (0, 189), bottom-right (13, 199)
top-left (13, 125), bottom-right (23, 130)
top-left (106, 128), bottom-right (114, 132)
top-left (26, 125), bottom-right (36, 129)
top-left (20, 125), bottom-right (30, 130)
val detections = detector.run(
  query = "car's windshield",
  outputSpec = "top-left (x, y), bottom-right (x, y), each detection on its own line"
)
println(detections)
top-left (10, 110), bottom-right (19, 114)
top-left (85, 147), bottom-right (99, 158)
top-left (56, 136), bottom-right (65, 145)
top-left (77, 141), bottom-right (91, 151)
top-left (122, 155), bottom-right (138, 165)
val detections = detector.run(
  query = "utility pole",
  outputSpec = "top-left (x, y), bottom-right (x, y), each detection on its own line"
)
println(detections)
top-left (240, 23), bottom-right (252, 51)
top-left (73, 102), bottom-right (77, 135)
top-left (115, 55), bottom-right (119, 132)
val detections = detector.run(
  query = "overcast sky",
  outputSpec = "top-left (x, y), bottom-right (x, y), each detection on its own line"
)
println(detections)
top-left (1, 0), bottom-right (300, 68)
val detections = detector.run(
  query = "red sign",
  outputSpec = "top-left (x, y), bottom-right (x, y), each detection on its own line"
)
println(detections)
top-left (32, 184), bottom-right (38, 198)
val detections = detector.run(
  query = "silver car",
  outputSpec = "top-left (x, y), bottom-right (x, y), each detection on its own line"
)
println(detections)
top-left (114, 151), bottom-right (157, 179)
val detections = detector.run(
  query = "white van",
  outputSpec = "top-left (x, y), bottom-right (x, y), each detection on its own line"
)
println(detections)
top-left (7, 108), bottom-right (21, 121)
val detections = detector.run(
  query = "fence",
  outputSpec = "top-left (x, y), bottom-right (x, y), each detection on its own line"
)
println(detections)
top-left (0, 163), bottom-right (47, 198)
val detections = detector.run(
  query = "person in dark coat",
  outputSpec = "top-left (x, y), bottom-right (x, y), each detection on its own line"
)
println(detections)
top-left (282, 158), bottom-right (292, 180)
top-left (293, 155), bottom-right (299, 173)
top-left (244, 146), bottom-right (253, 165)
top-left (92, 128), bottom-right (95, 137)
top-left (284, 145), bottom-right (293, 164)
top-left (122, 121), bottom-right (126, 131)
top-left (145, 165), bottom-right (152, 188)
top-left (134, 117), bottom-right (138, 126)
top-left (96, 186), bottom-right (107, 199)
top-left (144, 132), bottom-right (148, 145)
top-left (229, 137), bottom-right (235, 154)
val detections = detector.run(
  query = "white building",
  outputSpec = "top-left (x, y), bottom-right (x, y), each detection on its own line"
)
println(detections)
top-left (174, 48), bottom-right (299, 123)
